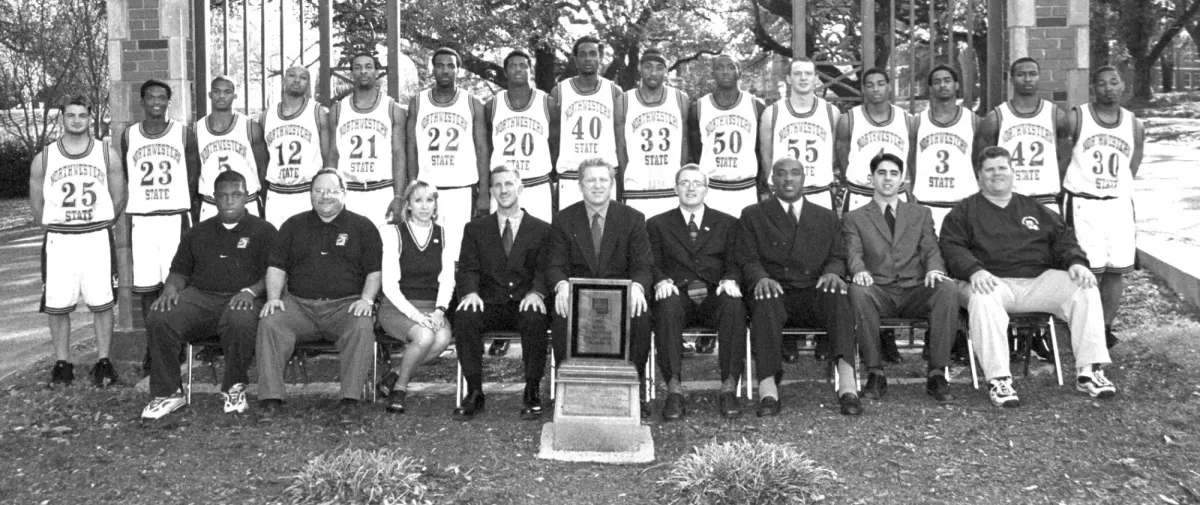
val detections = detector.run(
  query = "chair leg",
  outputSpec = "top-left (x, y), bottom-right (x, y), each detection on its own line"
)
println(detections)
top-left (186, 344), bottom-right (194, 405)
top-left (745, 329), bottom-right (753, 401)
top-left (370, 343), bottom-right (378, 403)
top-left (549, 342), bottom-right (557, 401)
top-left (456, 361), bottom-right (464, 409)
top-left (967, 334), bottom-right (979, 390)
top-left (1047, 316), bottom-right (1063, 386)
top-left (647, 333), bottom-right (656, 401)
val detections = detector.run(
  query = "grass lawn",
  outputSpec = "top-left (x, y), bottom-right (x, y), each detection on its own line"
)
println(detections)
top-left (0, 270), bottom-right (1198, 504)
top-left (0, 198), bottom-right (33, 232)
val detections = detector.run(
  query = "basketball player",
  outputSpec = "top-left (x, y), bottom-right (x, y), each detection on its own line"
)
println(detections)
top-left (1063, 66), bottom-right (1144, 348)
top-left (621, 48), bottom-right (689, 217)
top-left (760, 57), bottom-right (840, 211)
top-left (835, 67), bottom-right (916, 214)
top-left (690, 54), bottom-right (765, 217)
top-left (549, 35), bottom-right (626, 210)
top-left (975, 57), bottom-right (1071, 211)
top-left (407, 47), bottom-right (488, 264)
top-left (331, 52), bottom-right (407, 228)
top-left (262, 65), bottom-right (331, 227)
top-left (29, 96), bottom-right (126, 387)
top-left (485, 49), bottom-right (554, 222)
top-left (194, 76), bottom-right (268, 220)
top-left (912, 65), bottom-right (977, 233)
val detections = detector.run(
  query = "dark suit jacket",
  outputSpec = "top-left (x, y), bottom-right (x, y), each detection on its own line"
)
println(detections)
top-left (647, 205), bottom-right (740, 289)
top-left (456, 210), bottom-right (551, 304)
top-left (842, 200), bottom-right (945, 288)
top-left (737, 197), bottom-right (847, 290)
top-left (547, 200), bottom-right (654, 292)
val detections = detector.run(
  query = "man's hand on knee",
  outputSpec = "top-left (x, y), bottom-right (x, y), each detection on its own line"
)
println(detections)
top-left (1068, 264), bottom-right (1097, 289)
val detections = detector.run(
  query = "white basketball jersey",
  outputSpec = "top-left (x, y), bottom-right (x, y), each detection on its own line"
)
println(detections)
top-left (263, 99), bottom-right (322, 190)
top-left (623, 87), bottom-right (686, 193)
top-left (335, 92), bottom-right (396, 184)
top-left (197, 113), bottom-right (261, 199)
top-left (997, 100), bottom-right (1060, 197)
top-left (698, 92), bottom-right (760, 183)
top-left (770, 98), bottom-right (836, 190)
top-left (846, 104), bottom-right (910, 192)
top-left (125, 120), bottom-right (190, 214)
top-left (41, 138), bottom-right (115, 233)
top-left (1064, 104), bottom-right (1136, 199)
top-left (489, 89), bottom-right (552, 181)
top-left (414, 89), bottom-right (478, 188)
top-left (914, 106), bottom-right (976, 203)
top-left (556, 78), bottom-right (619, 175)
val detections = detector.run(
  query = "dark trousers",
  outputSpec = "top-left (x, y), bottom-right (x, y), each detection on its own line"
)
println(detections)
top-left (455, 300), bottom-right (551, 382)
top-left (552, 311), bottom-right (652, 378)
top-left (653, 291), bottom-right (747, 381)
top-left (146, 287), bottom-right (261, 396)
top-left (750, 287), bottom-right (855, 381)
top-left (849, 280), bottom-right (959, 371)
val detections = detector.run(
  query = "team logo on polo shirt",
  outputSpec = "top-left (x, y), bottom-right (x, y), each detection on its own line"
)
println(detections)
top-left (237, 237), bottom-right (249, 249)
top-left (1021, 216), bottom-right (1040, 231)
top-left (336, 233), bottom-right (348, 246)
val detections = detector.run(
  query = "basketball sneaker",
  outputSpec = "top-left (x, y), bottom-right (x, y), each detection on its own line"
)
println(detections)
top-left (989, 377), bottom-right (1020, 408)
top-left (49, 361), bottom-right (74, 387)
top-left (142, 390), bottom-right (186, 420)
top-left (1076, 366), bottom-right (1117, 399)
top-left (222, 383), bottom-right (249, 414)
top-left (91, 358), bottom-right (119, 388)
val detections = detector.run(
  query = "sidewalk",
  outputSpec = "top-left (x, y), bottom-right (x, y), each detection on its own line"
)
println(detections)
top-left (1133, 143), bottom-right (1200, 309)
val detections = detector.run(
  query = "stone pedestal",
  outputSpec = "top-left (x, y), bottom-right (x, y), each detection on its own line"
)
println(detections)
top-left (537, 359), bottom-right (654, 464)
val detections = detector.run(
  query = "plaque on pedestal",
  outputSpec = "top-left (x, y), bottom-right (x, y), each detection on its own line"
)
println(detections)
top-left (566, 278), bottom-right (631, 361)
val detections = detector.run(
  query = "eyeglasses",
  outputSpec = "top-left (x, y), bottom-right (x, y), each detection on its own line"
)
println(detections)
top-left (314, 188), bottom-right (345, 197)
top-left (676, 181), bottom-right (706, 189)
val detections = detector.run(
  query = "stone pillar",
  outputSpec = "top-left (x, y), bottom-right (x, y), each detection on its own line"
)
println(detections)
top-left (1008, 0), bottom-right (1090, 106)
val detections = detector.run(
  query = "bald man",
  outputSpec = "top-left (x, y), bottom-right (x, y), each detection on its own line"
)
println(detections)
top-left (262, 66), bottom-right (332, 227)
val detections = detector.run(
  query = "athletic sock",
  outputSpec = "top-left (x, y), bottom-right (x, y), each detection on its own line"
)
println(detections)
top-left (758, 377), bottom-right (778, 399)
top-left (667, 376), bottom-right (682, 395)
top-left (837, 359), bottom-right (857, 396)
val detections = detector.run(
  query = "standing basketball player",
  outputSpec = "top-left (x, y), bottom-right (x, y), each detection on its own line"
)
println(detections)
top-left (621, 48), bottom-right (690, 217)
top-left (262, 65), bottom-right (331, 227)
top-left (194, 76), bottom-right (268, 220)
top-left (1063, 66), bottom-right (1144, 348)
top-left (407, 47), bottom-right (488, 263)
top-left (835, 67), bottom-right (915, 214)
top-left (549, 35), bottom-right (626, 210)
top-left (485, 49), bottom-right (554, 222)
top-left (29, 96), bottom-right (126, 387)
top-left (760, 57), bottom-right (840, 211)
top-left (975, 57), bottom-right (1071, 211)
top-left (912, 65), bottom-right (977, 233)
top-left (332, 53), bottom-right (407, 228)
top-left (689, 54), bottom-right (765, 217)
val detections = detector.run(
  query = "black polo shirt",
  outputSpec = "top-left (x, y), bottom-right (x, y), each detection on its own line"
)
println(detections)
top-left (269, 209), bottom-right (383, 299)
top-left (170, 214), bottom-right (277, 294)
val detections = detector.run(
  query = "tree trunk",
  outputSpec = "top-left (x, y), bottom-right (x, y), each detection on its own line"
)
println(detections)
top-left (533, 42), bottom-right (557, 93)
top-left (1132, 55), bottom-right (1157, 103)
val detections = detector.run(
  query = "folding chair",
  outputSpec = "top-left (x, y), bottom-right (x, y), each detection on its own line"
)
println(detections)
top-left (288, 337), bottom-right (375, 401)
top-left (454, 330), bottom-right (521, 408)
top-left (183, 335), bottom-right (223, 405)
top-left (967, 312), bottom-right (1063, 389)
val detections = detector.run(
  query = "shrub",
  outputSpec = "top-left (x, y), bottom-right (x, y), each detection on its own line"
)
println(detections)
top-left (660, 439), bottom-right (837, 505)
top-left (285, 447), bottom-right (432, 505)
top-left (0, 139), bottom-right (34, 198)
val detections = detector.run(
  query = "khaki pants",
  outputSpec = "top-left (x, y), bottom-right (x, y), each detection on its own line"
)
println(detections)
top-left (256, 295), bottom-right (375, 400)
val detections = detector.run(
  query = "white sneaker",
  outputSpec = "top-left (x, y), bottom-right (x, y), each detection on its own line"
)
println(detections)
top-left (989, 377), bottom-right (1020, 408)
top-left (222, 383), bottom-right (249, 413)
top-left (142, 391), bottom-right (186, 420)
top-left (1077, 368), bottom-right (1117, 399)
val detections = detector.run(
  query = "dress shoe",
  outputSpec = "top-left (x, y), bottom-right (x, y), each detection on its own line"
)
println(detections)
top-left (386, 389), bottom-right (407, 414)
top-left (640, 401), bottom-right (652, 419)
top-left (813, 335), bottom-right (830, 361)
top-left (257, 399), bottom-right (283, 424)
top-left (781, 347), bottom-right (800, 364)
top-left (926, 375), bottom-right (955, 403)
top-left (681, 341), bottom-right (697, 355)
top-left (375, 371), bottom-right (399, 398)
top-left (520, 382), bottom-right (544, 420)
top-left (755, 396), bottom-right (781, 417)
top-left (336, 398), bottom-right (360, 424)
top-left (881, 329), bottom-right (902, 363)
top-left (717, 391), bottom-right (741, 419)
top-left (661, 393), bottom-right (686, 421)
top-left (1105, 326), bottom-right (1120, 349)
top-left (861, 372), bottom-right (887, 400)
top-left (488, 340), bottom-right (510, 356)
top-left (839, 393), bottom-right (863, 416)
top-left (695, 336), bottom-right (717, 354)
top-left (453, 390), bottom-right (486, 419)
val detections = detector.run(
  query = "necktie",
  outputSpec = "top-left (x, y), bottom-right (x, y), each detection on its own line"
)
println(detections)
top-left (885, 204), bottom-right (896, 236)
top-left (502, 218), bottom-right (513, 255)
top-left (688, 214), bottom-right (698, 244)
top-left (788, 203), bottom-right (798, 226)
top-left (591, 212), bottom-right (603, 260)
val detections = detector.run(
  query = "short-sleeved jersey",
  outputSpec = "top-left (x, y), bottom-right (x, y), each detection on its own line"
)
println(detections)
top-left (41, 138), bottom-right (115, 233)
top-left (846, 104), bottom-right (911, 194)
top-left (125, 120), bottom-right (190, 215)
top-left (623, 86), bottom-right (687, 193)
top-left (556, 77), bottom-right (619, 175)
top-left (1064, 104), bottom-right (1136, 199)
top-left (914, 106), bottom-right (976, 203)
top-left (263, 99), bottom-right (323, 191)
top-left (414, 89), bottom-right (478, 188)
top-left (197, 113), bottom-right (262, 199)
top-left (770, 97), bottom-right (837, 190)
top-left (996, 100), bottom-right (1060, 197)
top-left (335, 92), bottom-right (397, 185)
top-left (698, 92), bottom-right (761, 183)
top-left (489, 89), bottom-right (552, 182)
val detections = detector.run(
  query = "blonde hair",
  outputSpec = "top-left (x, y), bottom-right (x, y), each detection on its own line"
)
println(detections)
top-left (401, 180), bottom-right (439, 223)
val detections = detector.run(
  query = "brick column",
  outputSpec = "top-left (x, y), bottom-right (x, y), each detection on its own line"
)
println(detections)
top-left (1008, 0), bottom-right (1090, 106)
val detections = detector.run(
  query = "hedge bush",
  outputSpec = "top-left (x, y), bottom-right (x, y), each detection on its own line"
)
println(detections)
top-left (0, 139), bottom-right (34, 198)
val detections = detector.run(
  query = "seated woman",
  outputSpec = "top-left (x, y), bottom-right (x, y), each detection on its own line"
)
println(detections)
top-left (375, 180), bottom-right (456, 413)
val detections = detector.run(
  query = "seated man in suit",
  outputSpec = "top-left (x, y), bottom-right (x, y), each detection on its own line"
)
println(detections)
top-left (738, 157), bottom-right (859, 417)
top-left (843, 153), bottom-right (957, 404)
top-left (547, 158), bottom-right (656, 418)
top-left (647, 164), bottom-right (747, 420)
top-left (940, 146), bottom-right (1116, 408)
top-left (454, 164), bottom-right (552, 420)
